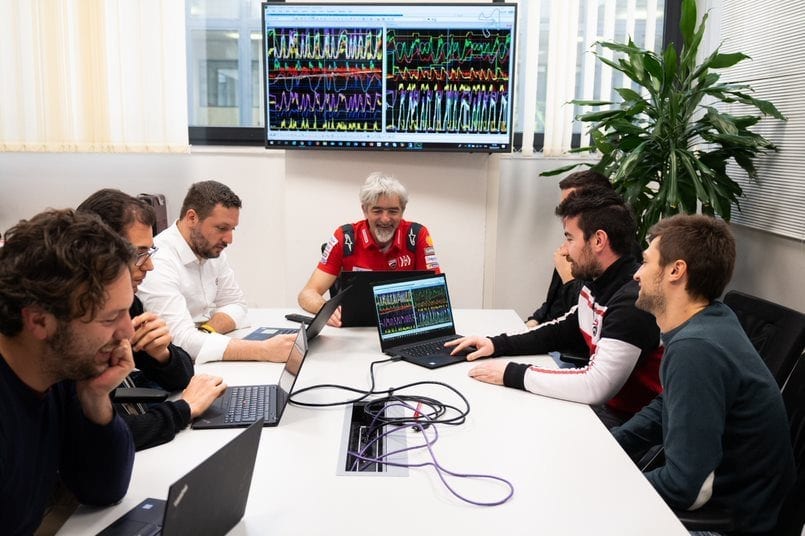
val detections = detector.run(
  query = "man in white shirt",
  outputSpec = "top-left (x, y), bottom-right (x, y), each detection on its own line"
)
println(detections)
top-left (138, 180), bottom-right (294, 364)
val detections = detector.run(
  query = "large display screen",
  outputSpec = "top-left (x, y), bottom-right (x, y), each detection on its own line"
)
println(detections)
top-left (262, 3), bottom-right (517, 152)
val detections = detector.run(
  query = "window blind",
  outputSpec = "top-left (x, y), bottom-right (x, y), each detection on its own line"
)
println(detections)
top-left (712, 0), bottom-right (805, 240)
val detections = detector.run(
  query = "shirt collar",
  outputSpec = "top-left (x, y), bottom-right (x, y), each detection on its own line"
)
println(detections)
top-left (167, 222), bottom-right (203, 267)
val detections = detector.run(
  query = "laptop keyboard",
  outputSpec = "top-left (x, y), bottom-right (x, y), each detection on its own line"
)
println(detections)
top-left (222, 385), bottom-right (278, 424)
top-left (399, 335), bottom-right (466, 357)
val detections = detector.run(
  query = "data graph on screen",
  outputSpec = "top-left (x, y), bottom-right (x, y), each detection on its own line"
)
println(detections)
top-left (266, 27), bottom-right (384, 132)
top-left (262, 3), bottom-right (517, 152)
top-left (375, 281), bottom-right (453, 339)
top-left (385, 29), bottom-right (512, 135)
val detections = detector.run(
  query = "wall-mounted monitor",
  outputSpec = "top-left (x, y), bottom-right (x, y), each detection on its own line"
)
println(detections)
top-left (261, 2), bottom-right (517, 152)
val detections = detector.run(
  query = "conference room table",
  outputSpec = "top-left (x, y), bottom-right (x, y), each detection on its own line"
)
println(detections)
top-left (61, 309), bottom-right (687, 535)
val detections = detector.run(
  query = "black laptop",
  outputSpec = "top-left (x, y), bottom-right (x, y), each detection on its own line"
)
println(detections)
top-left (371, 273), bottom-right (471, 369)
top-left (243, 284), bottom-right (351, 341)
top-left (98, 418), bottom-right (262, 536)
top-left (338, 270), bottom-right (433, 327)
top-left (192, 326), bottom-right (309, 429)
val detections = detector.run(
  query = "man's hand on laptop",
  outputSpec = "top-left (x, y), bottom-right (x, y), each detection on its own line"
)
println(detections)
top-left (326, 305), bottom-right (343, 328)
top-left (182, 374), bottom-right (227, 418)
top-left (445, 336), bottom-right (494, 361)
top-left (260, 333), bottom-right (296, 362)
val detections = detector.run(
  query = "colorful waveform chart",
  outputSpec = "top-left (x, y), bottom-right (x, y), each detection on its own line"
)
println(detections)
top-left (376, 290), bottom-right (417, 336)
top-left (266, 27), bottom-right (384, 132)
top-left (410, 285), bottom-right (451, 328)
top-left (385, 29), bottom-right (513, 134)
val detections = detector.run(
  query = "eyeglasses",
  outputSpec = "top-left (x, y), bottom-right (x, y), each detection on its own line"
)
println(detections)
top-left (134, 246), bottom-right (158, 267)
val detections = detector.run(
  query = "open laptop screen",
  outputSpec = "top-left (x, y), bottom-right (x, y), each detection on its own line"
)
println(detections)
top-left (276, 325), bottom-right (308, 411)
top-left (372, 274), bottom-right (454, 345)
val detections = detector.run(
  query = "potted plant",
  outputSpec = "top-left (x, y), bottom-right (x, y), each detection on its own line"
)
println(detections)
top-left (542, 0), bottom-right (786, 243)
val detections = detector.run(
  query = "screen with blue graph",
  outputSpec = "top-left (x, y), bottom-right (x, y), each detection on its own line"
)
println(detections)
top-left (262, 3), bottom-right (517, 152)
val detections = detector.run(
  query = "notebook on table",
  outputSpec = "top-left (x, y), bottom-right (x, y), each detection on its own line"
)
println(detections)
top-left (192, 326), bottom-right (309, 429)
top-left (242, 284), bottom-right (351, 341)
top-left (371, 273), bottom-right (471, 369)
top-left (338, 270), bottom-right (434, 327)
top-left (98, 418), bottom-right (262, 536)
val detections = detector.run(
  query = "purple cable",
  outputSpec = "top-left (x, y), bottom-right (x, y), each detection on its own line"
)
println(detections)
top-left (348, 400), bottom-right (515, 506)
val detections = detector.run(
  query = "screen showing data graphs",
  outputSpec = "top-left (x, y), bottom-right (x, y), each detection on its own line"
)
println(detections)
top-left (373, 276), bottom-right (454, 343)
top-left (262, 3), bottom-right (517, 152)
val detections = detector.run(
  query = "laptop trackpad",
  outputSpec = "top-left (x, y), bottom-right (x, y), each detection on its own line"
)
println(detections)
top-left (97, 517), bottom-right (162, 536)
top-left (404, 353), bottom-right (468, 369)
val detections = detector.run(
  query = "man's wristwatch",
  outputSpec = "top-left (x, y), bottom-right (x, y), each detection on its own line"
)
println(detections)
top-left (198, 323), bottom-right (216, 334)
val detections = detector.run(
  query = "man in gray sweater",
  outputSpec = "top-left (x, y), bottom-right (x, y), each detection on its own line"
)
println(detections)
top-left (612, 214), bottom-right (794, 534)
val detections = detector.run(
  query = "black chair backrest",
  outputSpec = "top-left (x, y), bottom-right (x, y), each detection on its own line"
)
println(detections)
top-left (775, 353), bottom-right (805, 535)
top-left (320, 242), bottom-right (343, 297)
top-left (724, 290), bottom-right (805, 387)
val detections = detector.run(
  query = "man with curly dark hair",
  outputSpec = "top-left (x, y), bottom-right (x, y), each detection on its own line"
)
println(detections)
top-left (0, 209), bottom-right (136, 535)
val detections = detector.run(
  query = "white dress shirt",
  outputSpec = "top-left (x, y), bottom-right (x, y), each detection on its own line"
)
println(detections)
top-left (137, 223), bottom-right (248, 364)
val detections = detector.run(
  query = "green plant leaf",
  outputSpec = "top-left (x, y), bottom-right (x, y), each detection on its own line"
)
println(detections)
top-left (679, 0), bottom-right (697, 47)
top-left (614, 88), bottom-right (644, 104)
top-left (599, 40), bottom-right (645, 55)
top-left (571, 99), bottom-right (614, 107)
top-left (539, 163), bottom-right (584, 177)
top-left (577, 109), bottom-right (624, 122)
top-left (663, 44), bottom-right (678, 83)
top-left (705, 107), bottom-right (739, 135)
top-left (709, 52), bottom-right (750, 69)
top-left (681, 11), bottom-right (707, 70)
top-left (643, 53), bottom-right (664, 82)
top-left (733, 94), bottom-right (788, 120)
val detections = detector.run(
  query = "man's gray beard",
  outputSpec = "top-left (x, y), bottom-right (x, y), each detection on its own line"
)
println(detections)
top-left (374, 227), bottom-right (395, 244)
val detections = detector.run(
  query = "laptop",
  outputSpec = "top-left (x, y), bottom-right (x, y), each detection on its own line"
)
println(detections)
top-left (338, 270), bottom-right (434, 327)
top-left (242, 284), bottom-right (351, 341)
top-left (98, 418), bottom-right (262, 536)
top-left (192, 326), bottom-right (309, 429)
top-left (371, 273), bottom-right (471, 369)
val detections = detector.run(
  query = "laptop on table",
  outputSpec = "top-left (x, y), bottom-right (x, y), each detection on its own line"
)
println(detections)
top-left (98, 418), bottom-right (262, 536)
top-left (242, 284), bottom-right (351, 341)
top-left (192, 326), bottom-right (309, 429)
top-left (338, 270), bottom-right (433, 327)
top-left (371, 273), bottom-right (471, 369)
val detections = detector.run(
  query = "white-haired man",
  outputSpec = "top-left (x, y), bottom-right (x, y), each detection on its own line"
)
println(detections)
top-left (298, 172), bottom-right (440, 326)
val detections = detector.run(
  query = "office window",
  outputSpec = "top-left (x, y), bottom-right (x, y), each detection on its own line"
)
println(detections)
top-left (186, 0), bottom-right (263, 139)
top-left (520, 0), bottom-right (666, 154)
top-left (186, 0), bottom-right (668, 150)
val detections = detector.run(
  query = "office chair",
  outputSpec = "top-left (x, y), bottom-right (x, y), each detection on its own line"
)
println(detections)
top-left (774, 352), bottom-right (805, 536)
top-left (724, 290), bottom-right (805, 387)
top-left (320, 241), bottom-right (342, 297)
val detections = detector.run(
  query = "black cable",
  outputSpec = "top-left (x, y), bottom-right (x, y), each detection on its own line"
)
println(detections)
top-left (288, 358), bottom-right (471, 426)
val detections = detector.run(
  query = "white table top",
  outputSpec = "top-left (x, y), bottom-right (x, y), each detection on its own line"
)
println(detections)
top-left (60, 309), bottom-right (686, 535)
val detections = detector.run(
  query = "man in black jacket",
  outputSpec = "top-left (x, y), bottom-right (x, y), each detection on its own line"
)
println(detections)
top-left (448, 187), bottom-right (662, 428)
top-left (79, 189), bottom-right (226, 450)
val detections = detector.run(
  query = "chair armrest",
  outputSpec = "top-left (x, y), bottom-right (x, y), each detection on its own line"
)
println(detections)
top-left (559, 352), bottom-right (590, 367)
top-left (112, 387), bottom-right (169, 403)
top-left (674, 506), bottom-right (735, 532)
